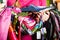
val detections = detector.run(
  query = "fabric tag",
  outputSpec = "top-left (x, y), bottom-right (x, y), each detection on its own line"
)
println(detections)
top-left (37, 31), bottom-right (41, 39)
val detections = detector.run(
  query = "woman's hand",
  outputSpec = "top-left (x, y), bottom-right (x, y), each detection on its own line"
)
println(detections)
top-left (41, 11), bottom-right (50, 22)
top-left (28, 11), bottom-right (50, 23)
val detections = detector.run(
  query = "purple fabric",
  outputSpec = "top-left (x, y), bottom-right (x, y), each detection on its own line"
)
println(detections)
top-left (22, 34), bottom-right (32, 40)
top-left (0, 8), bottom-right (12, 40)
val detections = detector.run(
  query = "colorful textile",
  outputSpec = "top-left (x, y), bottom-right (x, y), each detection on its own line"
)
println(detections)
top-left (0, 8), bottom-right (12, 40)
top-left (7, 25), bottom-right (18, 40)
top-left (18, 16), bottom-right (36, 30)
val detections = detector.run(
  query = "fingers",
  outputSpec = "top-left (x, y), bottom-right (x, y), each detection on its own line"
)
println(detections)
top-left (46, 11), bottom-right (50, 16)
top-left (27, 11), bottom-right (50, 22)
top-left (39, 10), bottom-right (50, 22)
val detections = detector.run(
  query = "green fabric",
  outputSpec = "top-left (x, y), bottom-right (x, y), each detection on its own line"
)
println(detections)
top-left (0, 0), bottom-right (3, 3)
top-left (20, 12), bottom-right (28, 16)
top-left (47, 0), bottom-right (50, 6)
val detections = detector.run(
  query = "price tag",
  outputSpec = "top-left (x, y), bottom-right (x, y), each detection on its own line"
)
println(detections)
top-left (37, 31), bottom-right (41, 39)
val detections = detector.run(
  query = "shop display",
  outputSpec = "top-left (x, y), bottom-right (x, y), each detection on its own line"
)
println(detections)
top-left (0, 0), bottom-right (60, 40)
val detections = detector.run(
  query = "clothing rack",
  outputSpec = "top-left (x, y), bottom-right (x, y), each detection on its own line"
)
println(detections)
top-left (39, 5), bottom-right (55, 12)
top-left (21, 4), bottom-right (55, 12)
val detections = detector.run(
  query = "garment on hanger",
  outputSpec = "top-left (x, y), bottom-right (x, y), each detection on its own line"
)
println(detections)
top-left (50, 11), bottom-right (60, 39)
top-left (39, 10), bottom-right (60, 40)
top-left (18, 16), bottom-right (36, 30)
top-left (7, 24), bottom-right (18, 40)
top-left (52, 10), bottom-right (60, 29)
top-left (0, 8), bottom-right (12, 40)
top-left (0, 7), bottom-right (21, 40)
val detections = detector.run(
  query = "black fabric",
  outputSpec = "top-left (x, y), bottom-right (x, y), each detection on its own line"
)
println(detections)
top-left (43, 16), bottom-right (53, 40)
top-left (43, 11), bottom-right (60, 40)
top-left (50, 11), bottom-right (59, 39)
top-left (20, 11), bottom-right (60, 40)
top-left (32, 33), bottom-right (37, 40)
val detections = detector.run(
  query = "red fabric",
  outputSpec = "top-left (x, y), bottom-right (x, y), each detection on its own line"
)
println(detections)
top-left (22, 34), bottom-right (32, 40)
top-left (22, 16), bottom-right (36, 30)
top-left (8, 25), bottom-right (18, 40)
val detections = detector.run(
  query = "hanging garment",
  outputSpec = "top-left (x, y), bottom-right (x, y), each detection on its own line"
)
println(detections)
top-left (11, 9), bottom-right (21, 40)
top-left (22, 16), bottom-right (36, 30)
top-left (18, 16), bottom-right (36, 40)
top-left (50, 11), bottom-right (60, 39)
top-left (42, 10), bottom-right (60, 40)
top-left (50, 11), bottom-right (59, 33)
top-left (55, 15), bottom-right (60, 31)
top-left (52, 10), bottom-right (60, 30)
top-left (7, 24), bottom-right (18, 40)
top-left (18, 16), bottom-right (36, 30)
top-left (0, 8), bottom-right (12, 40)
top-left (43, 17), bottom-right (51, 40)
top-left (18, 15), bottom-right (43, 40)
